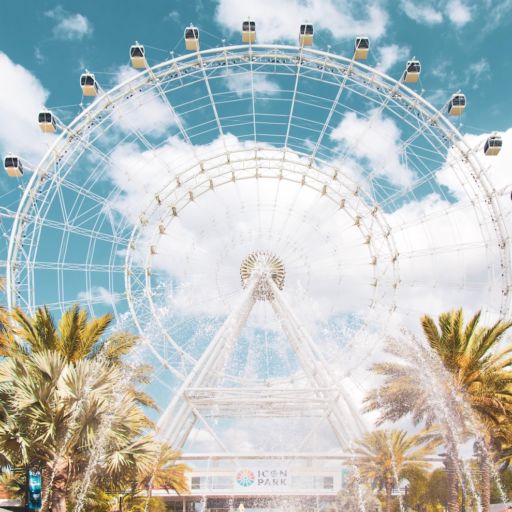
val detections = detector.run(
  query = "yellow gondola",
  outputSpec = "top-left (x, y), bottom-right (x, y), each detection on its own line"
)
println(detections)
top-left (299, 23), bottom-right (314, 46)
top-left (130, 43), bottom-right (146, 69)
top-left (38, 111), bottom-right (57, 133)
top-left (403, 60), bottom-right (421, 83)
top-left (242, 20), bottom-right (256, 43)
top-left (484, 135), bottom-right (502, 156)
top-left (4, 156), bottom-right (23, 177)
top-left (185, 26), bottom-right (199, 51)
top-left (354, 37), bottom-right (370, 60)
top-left (80, 72), bottom-right (98, 97)
top-left (448, 93), bottom-right (466, 116)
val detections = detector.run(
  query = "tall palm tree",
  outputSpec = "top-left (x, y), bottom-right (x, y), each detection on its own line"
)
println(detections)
top-left (6, 304), bottom-right (138, 363)
top-left (354, 429), bottom-right (439, 512)
top-left (137, 444), bottom-right (190, 497)
top-left (365, 309), bottom-right (512, 512)
top-left (0, 349), bottom-right (158, 512)
top-left (0, 278), bottom-right (15, 357)
top-left (0, 304), bottom-right (165, 512)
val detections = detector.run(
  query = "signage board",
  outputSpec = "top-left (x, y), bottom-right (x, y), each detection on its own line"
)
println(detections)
top-left (235, 468), bottom-right (289, 491)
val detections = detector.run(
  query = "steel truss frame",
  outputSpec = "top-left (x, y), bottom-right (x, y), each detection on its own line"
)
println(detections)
top-left (158, 272), bottom-right (366, 454)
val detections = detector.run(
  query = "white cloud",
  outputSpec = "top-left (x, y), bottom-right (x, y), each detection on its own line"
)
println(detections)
top-left (0, 52), bottom-right (56, 164)
top-left (401, 0), bottom-right (443, 24)
top-left (225, 71), bottom-right (281, 97)
top-left (45, 6), bottom-right (93, 40)
top-left (465, 58), bottom-right (490, 88)
top-left (401, 0), bottom-right (472, 27)
top-left (34, 47), bottom-right (45, 64)
top-left (111, 66), bottom-right (177, 136)
top-left (480, 0), bottom-right (512, 33)
top-left (215, 0), bottom-right (388, 42)
top-left (107, 135), bottom-right (375, 325)
top-left (78, 286), bottom-right (119, 306)
top-left (375, 44), bottom-right (410, 74)
top-left (166, 10), bottom-right (181, 23)
top-left (446, 0), bottom-right (472, 26)
top-left (438, 129), bottom-right (512, 203)
top-left (429, 56), bottom-right (490, 95)
top-left (330, 109), bottom-right (414, 188)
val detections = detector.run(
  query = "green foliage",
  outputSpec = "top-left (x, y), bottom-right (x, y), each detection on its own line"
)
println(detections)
top-left (354, 429), bottom-right (439, 512)
top-left (124, 496), bottom-right (167, 512)
top-left (426, 469), bottom-right (449, 509)
top-left (66, 486), bottom-right (116, 512)
top-left (0, 471), bottom-right (25, 499)
top-left (0, 304), bottom-right (189, 511)
top-left (365, 309), bottom-right (512, 439)
top-left (337, 472), bottom-right (382, 511)
top-left (365, 308), bottom-right (512, 511)
top-left (403, 470), bottom-right (429, 510)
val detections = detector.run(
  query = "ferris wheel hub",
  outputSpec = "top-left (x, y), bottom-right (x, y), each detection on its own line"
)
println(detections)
top-left (240, 251), bottom-right (285, 301)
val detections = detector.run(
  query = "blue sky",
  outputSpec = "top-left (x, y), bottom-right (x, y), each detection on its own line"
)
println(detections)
top-left (0, 0), bottom-right (511, 445)
top-left (0, 0), bottom-right (511, 133)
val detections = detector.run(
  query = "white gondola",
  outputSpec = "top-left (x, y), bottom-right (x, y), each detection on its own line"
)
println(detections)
top-left (38, 111), bottom-right (57, 133)
top-left (484, 135), bottom-right (502, 156)
top-left (130, 43), bottom-right (146, 69)
top-left (448, 93), bottom-right (466, 116)
top-left (4, 156), bottom-right (23, 177)
top-left (403, 60), bottom-right (421, 83)
top-left (242, 20), bottom-right (256, 43)
top-left (185, 26), bottom-right (199, 51)
top-left (299, 23), bottom-right (314, 46)
top-left (80, 72), bottom-right (98, 97)
top-left (354, 37), bottom-right (370, 60)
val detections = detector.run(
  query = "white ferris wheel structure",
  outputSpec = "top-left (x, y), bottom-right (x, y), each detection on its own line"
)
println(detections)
top-left (1, 23), bottom-right (510, 466)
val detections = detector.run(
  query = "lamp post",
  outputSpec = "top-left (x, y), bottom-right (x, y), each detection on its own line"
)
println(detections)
top-left (105, 490), bottom-right (133, 512)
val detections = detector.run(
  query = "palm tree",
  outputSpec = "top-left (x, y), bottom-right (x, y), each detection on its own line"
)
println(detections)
top-left (137, 444), bottom-right (190, 497)
top-left (0, 278), bottom-right (15, 357)
top-left (0, 348), bottom-right (159, 512)
top-left (354, 429), bottom-right (439, 512)
top-left (5, 304), bottom-right (138, 363)
top-left (365, 309), bottom-right (512, 512)
top-left (0, 304), bottom-right (165, 512)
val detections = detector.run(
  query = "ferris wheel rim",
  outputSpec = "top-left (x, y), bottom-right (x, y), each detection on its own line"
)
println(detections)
top-left (5, 42), bottom-right (511, 382)
top-left (124, 149), bottom-right (401, 372)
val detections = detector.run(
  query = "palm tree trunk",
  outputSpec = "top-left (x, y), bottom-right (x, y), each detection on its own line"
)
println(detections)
top-left (481, 452), bottom-right (491, 512)
top-left (47, 457), bottom-right (69, 512)
top-left (41, 466), bottom-right (51, 512)
top-left (385, 480), bottom-right (392, 512)
top-left (444, 454), bottom-right (459, 512)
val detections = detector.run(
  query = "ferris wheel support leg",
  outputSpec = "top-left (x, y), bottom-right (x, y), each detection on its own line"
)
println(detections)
top-left (157, 279), bottom-right (257, 446)
top-left (269, 281), bottom-right (367, 446)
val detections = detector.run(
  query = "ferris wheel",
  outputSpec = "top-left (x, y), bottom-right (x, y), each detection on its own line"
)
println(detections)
top-left (3, 22), bottom-right (510, 413)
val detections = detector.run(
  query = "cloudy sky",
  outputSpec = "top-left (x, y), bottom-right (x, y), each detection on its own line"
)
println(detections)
top-left (0, 0), bottom-right (511, 451)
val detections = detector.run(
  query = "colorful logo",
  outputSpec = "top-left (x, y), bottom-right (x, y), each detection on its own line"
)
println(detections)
top-left (236, 469), bottom-right (255, 487)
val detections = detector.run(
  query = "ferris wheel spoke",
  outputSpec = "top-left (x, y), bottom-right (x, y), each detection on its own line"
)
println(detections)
top-left (283, 47), bottom-right (305, 151)
top-left (25, 261), bottom-right (125, 272)
top-left (36, 217), bottom-right (129, 245)
top-left (197, 54), bottom-right (230, 147)
top-left (145, 68), bottom-right (195, 147)
top-left (248, 54), bottom-right (257, 144)
top-left (308, 64), bottom-right (356, 165)
top-left (401, 237), bottom-right (489, 256)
